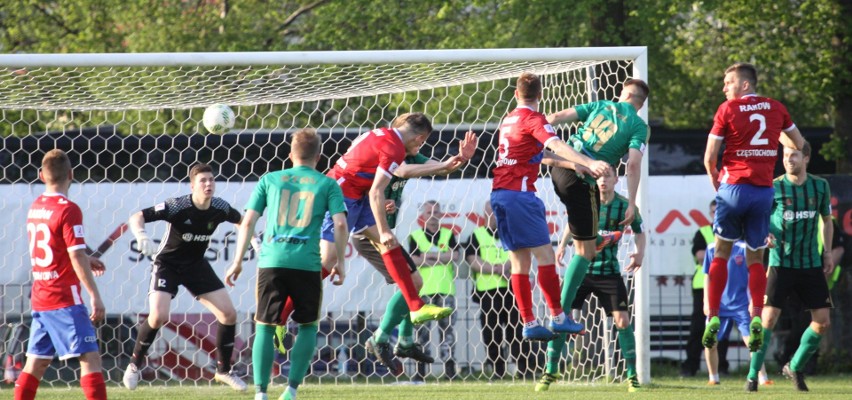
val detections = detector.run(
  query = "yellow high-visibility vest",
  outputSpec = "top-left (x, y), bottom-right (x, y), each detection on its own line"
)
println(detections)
top-left (411, 228), bottom-right (455, 295)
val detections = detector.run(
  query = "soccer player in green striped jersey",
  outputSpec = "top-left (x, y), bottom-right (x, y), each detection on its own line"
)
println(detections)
top-left (226, 128), bottom-right (349, 400)
top-left (539, 168), bottom-right (645, 393)
top-left (546, 79), bottom-right (650, 335)
top-left (745, 141), bottom-right (833, 393)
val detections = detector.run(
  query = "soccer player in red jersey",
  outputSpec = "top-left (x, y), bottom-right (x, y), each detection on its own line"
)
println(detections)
top-left (319, 113), bottom-right (456, 325)
top-left (491, 72), bottom-right (611, 341)
top-left (16, 149), bottom-right (107, 400)
top-left (703, 63), bottom-right (805, 352)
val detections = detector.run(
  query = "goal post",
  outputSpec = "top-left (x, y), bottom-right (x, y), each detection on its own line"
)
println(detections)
top-left (0, 47), bottom-right (651, 386)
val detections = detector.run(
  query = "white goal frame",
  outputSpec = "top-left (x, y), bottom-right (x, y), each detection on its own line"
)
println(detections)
top-left (0, 47), bottom-right (651, 385)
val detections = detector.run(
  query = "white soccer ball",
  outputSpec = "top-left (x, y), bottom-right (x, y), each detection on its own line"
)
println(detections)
top-left (202, 104), bottom-right (235, 134)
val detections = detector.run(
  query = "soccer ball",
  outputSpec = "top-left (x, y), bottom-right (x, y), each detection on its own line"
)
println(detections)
top-left (202, 104), bottom-right (235, 134)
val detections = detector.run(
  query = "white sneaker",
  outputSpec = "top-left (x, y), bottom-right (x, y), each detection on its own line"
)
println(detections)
top-left (214, 371), bottom-right (248, 391)
top-left (254, 393), bottom-right (269, 400)
top-left (122, 363), bottom-right (139, 390)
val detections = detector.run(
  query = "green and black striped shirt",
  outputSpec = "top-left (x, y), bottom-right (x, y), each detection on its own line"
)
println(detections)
top-left (769, 174), bottom-right (831, 269)
top-left (590, 193), bottom-right (643, 276)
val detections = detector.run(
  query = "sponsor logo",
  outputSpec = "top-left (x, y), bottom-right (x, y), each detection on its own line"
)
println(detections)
top-left (783, 210), bottom-right (817, 221)
top-left (388, 162), bottom-right (400, 174)
top-left (270, 234), bottom-right (309, 245)
top-left (154, 202), bottom-right (165, 212)
top-left (655, 209), bottom-right (712, 233)
top-left (184, 219), bottom-right (192, 225)
top-left (544, 124), bottom-right (555, 133)
top-left (73, 225), bottom-right (85, 238)
top-left (84, 335), bottom-right (98, 343)
top-left (182, 233), bottom-right (212, 242)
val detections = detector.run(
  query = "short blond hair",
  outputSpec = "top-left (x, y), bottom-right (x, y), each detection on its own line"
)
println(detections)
top-left (392, 113), bottom-right (433, 136)
top-left (40, 149), bottom-right (71, 184)
top-left (290, 128), bottom-right (321, 161)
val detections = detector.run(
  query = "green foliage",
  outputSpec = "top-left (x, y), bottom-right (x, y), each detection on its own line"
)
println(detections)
top-left (0, 0), bottom-right (848, 134)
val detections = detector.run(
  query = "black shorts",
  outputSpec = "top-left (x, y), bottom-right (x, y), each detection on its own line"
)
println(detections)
top-left (256, 268), bottom-right (322, 325)
top-left (149, 259), bottom-right (225, 298)
top-left (551, 166), bottom-right (600, 241)
top-left (351, 233), bottom-right (417, 284)
top-left (765, 267), bottom-right (833, 310)
top-left (571, 274), bottom-right (630, 315)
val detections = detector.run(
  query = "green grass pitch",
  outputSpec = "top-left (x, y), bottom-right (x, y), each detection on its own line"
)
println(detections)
top-left (19, 375), bottom-right (852, 399)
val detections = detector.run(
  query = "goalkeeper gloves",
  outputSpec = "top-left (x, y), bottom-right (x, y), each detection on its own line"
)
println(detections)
top-left (134, 229), bottom-right (156, 256)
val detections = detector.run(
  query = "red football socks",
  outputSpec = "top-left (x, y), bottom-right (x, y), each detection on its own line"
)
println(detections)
top-left (748, 263), bottom-right (766, 317)
top-left (511, 274), bottom-right (535, 323)
top-left (81, 372), bottom-right (107, 400)
top-left (382, 247), bottom-right (425, 311)
top-left (707, 257), bottom-right (728, 317)
top-left (14, 372), bottom-right (39, 400)
top-left (537, 264), bottom-right (564, 316)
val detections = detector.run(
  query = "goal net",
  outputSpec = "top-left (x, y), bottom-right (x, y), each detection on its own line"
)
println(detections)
top-left (0, 48), bottom-right (650, 388)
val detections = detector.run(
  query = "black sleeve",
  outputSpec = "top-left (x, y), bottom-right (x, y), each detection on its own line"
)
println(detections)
top-left (465, 234), bottom-right (480, 259)
top-left (832, 220), bottom-right (844, 248)
top-left (226, 206), bottom-right (242, 224)
top-left (408, 235), bottom-right (421, 256)
top-left (141, 200), bottom-right (171, 223)
top-left (691, 229), bottom-right (707, 256)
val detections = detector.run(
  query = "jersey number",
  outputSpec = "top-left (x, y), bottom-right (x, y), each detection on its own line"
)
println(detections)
top-left (277, 190), bottom-right (316, 228)
top-left (27, 222), bottom-right (53, 267)
top-left (583, 112), bottom-right (618, 151)
top-left (749, 114), bottom-right (768, 145)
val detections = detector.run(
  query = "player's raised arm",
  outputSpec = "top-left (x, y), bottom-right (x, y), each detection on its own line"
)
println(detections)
top-left (69, 249), bottom-right (105, 322)
top-left (780, 126), bottom-right (805, 151)
top-left (129, 210), bottom-right (156, 256)
top-left (225, 209), bottom-right (260, 286)
top-left (704, 134), bottom-right (724, 191)
top-left (547, 107), bottom-right (580, 126)
top-left (546, 138), bottom-right (611, 178)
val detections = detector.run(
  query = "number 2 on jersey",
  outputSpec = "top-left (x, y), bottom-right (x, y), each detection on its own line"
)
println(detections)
top-left (749, 114), bottom-right (768, 146)
top-left (277, 190), bottom-right (316, 228)
top-left (27, 222), bottom-right (53, 267)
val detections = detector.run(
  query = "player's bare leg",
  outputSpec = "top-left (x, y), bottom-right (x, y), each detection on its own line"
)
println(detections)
top-left (198, 288), bottom-right (246, 391)
top-left (78, 351), bottom-right (107, 399)
top-left (15, 358), bottom-right (50, 400)
top-left (362, 225), bottom-right (451, 324)
top-left (704, 237), bottom-right (733, 348)
top-left (124, 291), bottom-right (172, 390)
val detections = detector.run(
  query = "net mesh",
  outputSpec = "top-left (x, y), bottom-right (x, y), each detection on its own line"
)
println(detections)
top-left (0, 55), bottom-right (640, 388)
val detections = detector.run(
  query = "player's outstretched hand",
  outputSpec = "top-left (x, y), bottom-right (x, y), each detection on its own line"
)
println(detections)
top-left (587, 160), bottom-right (611, 178)
top-left (625, 253), bottom-right (642, 273)
top-left (329, 263), bottom-right (346, 286)
top-left (225, 263), bottom-right (242, 287)
top-left (385, 199), bottom-right (398, 215)
top-left (459, 130), bottom-right (478, 161)
top-left (619, 204), bottom-right (636, 226)
top-left (442, 155), bottom-right (466, 174)
top-left (135, 232), bottom-right (156, 257)
top-left (765, 233), bottom-right (777, 249)
top-left (573, 163), bottom-right (593, 179)
top-left (823, 252), bottom-right (836, 277)
top-left (89, 256), bottom-right (106, 277)
top-left (555, 245), bottom-right (567, 267)
top-left (89, 296), bottom-right (105, 323)
top-left (379, 230), bottom-right (399, 249)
